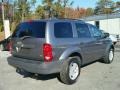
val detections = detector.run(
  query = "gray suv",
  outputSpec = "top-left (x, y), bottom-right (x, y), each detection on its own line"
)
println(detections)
top-left (7, 19), bottom-right (114, 84)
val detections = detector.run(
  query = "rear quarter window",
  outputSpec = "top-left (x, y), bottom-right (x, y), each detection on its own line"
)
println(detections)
top-left (54, 22), bottom-right (73, 38)
top-left (12, 21), bottom-right (46, 38)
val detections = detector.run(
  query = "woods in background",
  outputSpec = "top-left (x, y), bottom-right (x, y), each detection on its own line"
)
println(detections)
top-left (0, 0), bottom-right (120, 32)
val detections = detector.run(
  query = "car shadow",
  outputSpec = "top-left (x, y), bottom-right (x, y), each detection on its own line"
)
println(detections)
top-left (15, 60), bottom-right (105, 81)
top-left (81, 60), bottom-right (98, 68)
top-left (16, 68), bottom-right (59, 81)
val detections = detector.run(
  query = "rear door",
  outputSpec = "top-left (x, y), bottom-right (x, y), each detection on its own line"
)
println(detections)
top-left (11, 21), bottom-right (46, 61)
top-left (74, 23), bottom-right (97, 63)
top-left (89, 24), bottom-right (105, 60)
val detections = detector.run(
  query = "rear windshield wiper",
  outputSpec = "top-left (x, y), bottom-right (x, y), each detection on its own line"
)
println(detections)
top-left (20, 36), bottom-right (33, 40)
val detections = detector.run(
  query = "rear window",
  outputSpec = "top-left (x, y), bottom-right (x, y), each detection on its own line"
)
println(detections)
top-left (12, 21), bottom-right (46, 38)
top-left (54, 22), bottom-right (73, 38)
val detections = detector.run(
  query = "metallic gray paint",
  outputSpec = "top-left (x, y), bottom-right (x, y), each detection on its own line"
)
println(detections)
top-left (7, 19), bottom-right (113, 74)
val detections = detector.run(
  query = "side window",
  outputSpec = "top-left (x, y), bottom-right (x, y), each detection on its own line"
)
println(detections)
top-left (95, 21), bottom-right (99, 29)
top-left (90, 25), bottom-right (102, 38)
top-left (75, 23), bottom-right (91, 38)
top-left (54, 22), bottom-right (73, 38)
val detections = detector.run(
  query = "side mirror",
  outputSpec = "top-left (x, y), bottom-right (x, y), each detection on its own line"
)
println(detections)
top-left (104, 33), bottom-right (109, 38)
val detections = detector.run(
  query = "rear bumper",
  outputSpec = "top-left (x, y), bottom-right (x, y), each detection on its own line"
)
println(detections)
top-left (7, 56), bottom-right (64, 74)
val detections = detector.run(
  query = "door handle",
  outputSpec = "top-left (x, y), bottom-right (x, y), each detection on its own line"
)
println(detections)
top-left (80, 42), bottom-right (85, 45)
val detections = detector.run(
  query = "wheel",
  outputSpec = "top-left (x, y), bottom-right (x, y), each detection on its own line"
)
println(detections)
top-left (102, 48), bottom-right (114, 64)
top-left (0, 44), bottom-right (4, 51)
top-left (60, 56), bottom-right (81, 85)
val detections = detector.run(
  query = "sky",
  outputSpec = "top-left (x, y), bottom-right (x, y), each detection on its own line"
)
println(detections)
top-left (71, 0), bottom-right (120, 8)
top-left (36, 0), bottom-right (120, 8)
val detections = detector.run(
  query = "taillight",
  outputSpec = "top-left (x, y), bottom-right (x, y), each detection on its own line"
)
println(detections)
top-left (43, 43), bottom-right (53, 62)
top-left (8, 41), bottom-right (13, 53)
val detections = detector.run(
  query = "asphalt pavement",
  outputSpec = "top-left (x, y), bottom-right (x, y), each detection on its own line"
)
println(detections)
top-left (0, 45), bottom-right (120, 90)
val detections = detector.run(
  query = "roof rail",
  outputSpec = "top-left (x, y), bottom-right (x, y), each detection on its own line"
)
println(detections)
top-left (57, 18), bottom-right (84, 21)
top-left (48, 17), bottom-right (83, 20)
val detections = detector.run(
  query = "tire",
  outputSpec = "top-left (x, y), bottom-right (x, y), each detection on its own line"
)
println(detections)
top-left (59, 56), bottom-right (81, 85)
top-left (102, 48), bottom-right (114, 64)
top-left (0, 44), bottom-right (4, 51)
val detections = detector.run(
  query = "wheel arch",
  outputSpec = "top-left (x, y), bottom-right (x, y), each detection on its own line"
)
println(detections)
top-left (69, 52), bottom-right (83, 64)
top-left (59, 47), bottom-right (83, 62)
top-left (111, 45), bottom-right (114, 51)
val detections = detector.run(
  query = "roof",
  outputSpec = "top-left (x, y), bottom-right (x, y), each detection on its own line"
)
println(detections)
top-left (82, 13), bottom-right (120, 21)
top-left (23, 18), bottom-right (85, 23)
